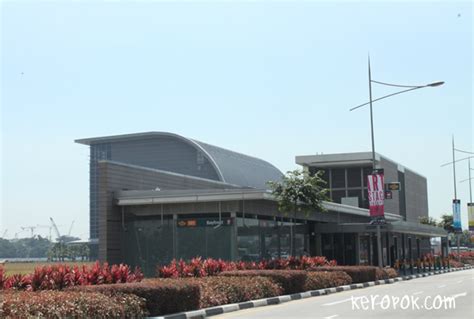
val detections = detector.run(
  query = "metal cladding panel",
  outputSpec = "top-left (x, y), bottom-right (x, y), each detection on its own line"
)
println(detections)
top-left (192, 140), bottom-right (283, 189)
top-left (109, 136), bottom-right (220, 181)
top-left (379, 157), bottom-right (401, 216)
top-left (404, 169), bottom-right (429, 223)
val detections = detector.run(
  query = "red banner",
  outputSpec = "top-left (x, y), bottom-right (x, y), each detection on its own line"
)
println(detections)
top-left (368, 172), bottom-right (384, 217)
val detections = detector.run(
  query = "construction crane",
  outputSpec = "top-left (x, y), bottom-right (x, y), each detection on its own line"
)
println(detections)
top-left (21, 226), bottom-right (36, 238)
top-left (36, 225), bottom-right (53, 241)
top-left (68, 220), bottom-right (75, 236)
top-left (50, 217), bottom-right (62, 242)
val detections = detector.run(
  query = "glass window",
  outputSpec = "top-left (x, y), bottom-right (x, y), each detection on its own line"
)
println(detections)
top-left (177, 217), bottom-right (233, 262)
top-left (332, 190), bottom-right (346, 204)
top-left (122, 218), bottom-right (174, 277)
top-left (237, 217), bottom-right (260, 262)
top-left (347, 189), bottom-right (362, 207)
top-left (347, 167), bottom-right (362, 188)
top-left (331, 168), bottom-right (346, 188)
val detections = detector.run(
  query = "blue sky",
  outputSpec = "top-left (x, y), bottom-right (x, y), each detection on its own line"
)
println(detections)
top-left (1, 0), bottom-right (472, 239)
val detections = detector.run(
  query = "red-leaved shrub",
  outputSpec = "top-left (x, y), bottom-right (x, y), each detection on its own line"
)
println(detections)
top-left (157, 256), bottom-right (337, 278)
top-left (70, 279), bottom-right (200, 316)
top-left (0, 290), bottom-right (147, 318)
top-left (189, 276), bottom-right (283, 308)
top-left (309, 266), bottom-right (377, 283)
top-left (0, 262), bottom-right (143, 291)
top-left (304, 271), bottom-right (352, 291)
top-left (219, 270), bottom-right (307, 294)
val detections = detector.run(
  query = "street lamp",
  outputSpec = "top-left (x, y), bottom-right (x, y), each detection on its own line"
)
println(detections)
top-left (441, 147), bottom-right (473, 258)
top-left (351, 56), bottom-right (444, 267)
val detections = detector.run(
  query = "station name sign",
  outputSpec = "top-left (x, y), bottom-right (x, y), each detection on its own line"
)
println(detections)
top-left (177, 218), bottom-right (233, 227)
top-left (385, 182), bottom-right (401, 191)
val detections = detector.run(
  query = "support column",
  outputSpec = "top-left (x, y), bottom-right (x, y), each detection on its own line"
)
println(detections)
top-left (172, 214), bottom-right (177, 259)
top-left (231, 212), bottom-right (238, 261)
top-left (355, 234), bottom-right (361, 265)
top-left (315, 233), bottom-right (322, 256)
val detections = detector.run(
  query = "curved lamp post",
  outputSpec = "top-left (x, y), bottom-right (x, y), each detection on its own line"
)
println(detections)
top-left (350, 57), bottom-right (444, 267)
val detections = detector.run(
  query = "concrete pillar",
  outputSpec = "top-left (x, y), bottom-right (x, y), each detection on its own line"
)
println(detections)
top-left (355, 234), bottom-right (360, 265)
top-left (172, 214), bottom-right (177, 259)
top-left (315, 233), bottom-right (322, 256)
top-left (231, 212), bottom-right (237, 261)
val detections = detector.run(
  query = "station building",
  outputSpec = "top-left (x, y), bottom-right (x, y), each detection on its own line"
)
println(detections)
top-left (76, 132), bottom-right (447, 275)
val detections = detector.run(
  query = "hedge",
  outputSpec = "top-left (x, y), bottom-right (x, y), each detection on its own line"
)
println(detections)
top-left (375, 267), bottom-right (398, 280)
top-left (0, 262), bottom-right (143, 291)
top-left (309, 266), bottom-right (377, 283)
top-left (70, 279), bottom-right (200, 316)
top-left (220, 270), bottom-right (307, 294)
top-left (157, 256), bottom-right (337, 278)
top-left (304, 271), bottom-right (352, 291)
top-left (0, 291), bottom-right (147, 318)
top-left (186, 276), bottom-right (283, 308)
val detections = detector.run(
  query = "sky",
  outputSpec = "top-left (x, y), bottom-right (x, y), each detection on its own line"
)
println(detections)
top-left (1, 0), bottom-right (472, 240)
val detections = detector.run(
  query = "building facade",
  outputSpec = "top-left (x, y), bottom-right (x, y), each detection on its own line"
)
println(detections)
top-left (76, 132), bottom-right (446, 275)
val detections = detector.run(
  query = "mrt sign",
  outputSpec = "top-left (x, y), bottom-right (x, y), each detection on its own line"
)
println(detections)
top-left (368, 172), bottom-right (385, 217)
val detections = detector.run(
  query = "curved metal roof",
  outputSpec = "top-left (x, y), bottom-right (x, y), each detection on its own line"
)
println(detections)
top-left (75, 131), bottom-right (283, 189)
top-left (192, 139), bottom-right (283, 189)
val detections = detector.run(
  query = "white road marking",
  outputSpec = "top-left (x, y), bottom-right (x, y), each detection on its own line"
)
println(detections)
top-left (324, 315), bottom-right (339, 319)
top-left (322, 298), bottom-right (352, 306)
top-left (451, 292), bottom-right (467, 299)
top-left (437, 284), bottom-right (447, 288)
top-left (413, 291), bottom-right (423, 295)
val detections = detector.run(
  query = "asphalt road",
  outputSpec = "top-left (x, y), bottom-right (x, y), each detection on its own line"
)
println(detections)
top-left (215, 269), bottom-right (474, 319)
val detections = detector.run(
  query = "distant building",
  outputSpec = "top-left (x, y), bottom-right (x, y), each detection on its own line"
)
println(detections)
top-left (76, 132), bottom-right (446, 275)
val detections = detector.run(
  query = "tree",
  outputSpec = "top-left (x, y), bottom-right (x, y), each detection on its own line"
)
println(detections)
top-left (459, 230), bottom-right (472, 247)
top-left (267, 169), bottom-right (329, 256)
top-left (419, 216), bottom-right (438, 226)
top-left (438, 214), bottom-right (454, 233)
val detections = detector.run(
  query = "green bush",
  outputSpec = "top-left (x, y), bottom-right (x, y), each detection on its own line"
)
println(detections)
top-left (188, 276), bottom-right (283, 308)
top-left (70, 279), bottom-right (200, 316)
top-left (309, 266), bottom-right (377, 283)
top-left (304, 271), bottom-right (352, 291)
top-left (220, 270), bottom-right (307, 294)
top-left (0, 291), bottom-right (147, 318)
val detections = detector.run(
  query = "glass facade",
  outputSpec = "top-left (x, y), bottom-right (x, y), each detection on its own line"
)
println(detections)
top-left (312, 166), bottom-right (371, 209)
top-left (122, 213), bottom-right (311, 275)
top-left (236, 215), bottom-right (309, 261)
top-left (122, 214), bottom-right (234, 276)
top-left (122, 217), bottom-right (174, 276)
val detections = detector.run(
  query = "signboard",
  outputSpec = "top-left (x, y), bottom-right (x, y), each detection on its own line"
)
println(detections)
top-left (367, 172), bottom-right (385, 217)
top-left (452, 199), bottom-right (462, 232)
top-left (177, 218), bottom-right (233, 227)
top-left (384, 190), bottom-right (392, 200)
top-left (468, 203), bottom-right (474, 231)
top-left (386, 182), bottom-right (401, 191)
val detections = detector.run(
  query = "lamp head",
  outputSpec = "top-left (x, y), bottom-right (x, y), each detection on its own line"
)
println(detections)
top-left (427, 81), bottom-right (445, 87)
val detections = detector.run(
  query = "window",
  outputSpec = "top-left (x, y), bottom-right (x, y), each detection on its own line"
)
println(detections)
top-left (332, 190), bottom-right (346, 204)
top-left (347, 167), bottom-right (362, 188)
top-left (331, 168), bottom-right (345, 188)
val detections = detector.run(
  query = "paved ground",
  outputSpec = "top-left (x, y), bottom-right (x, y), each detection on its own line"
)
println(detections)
top-left (215, 269), bottom-right (474, 319)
